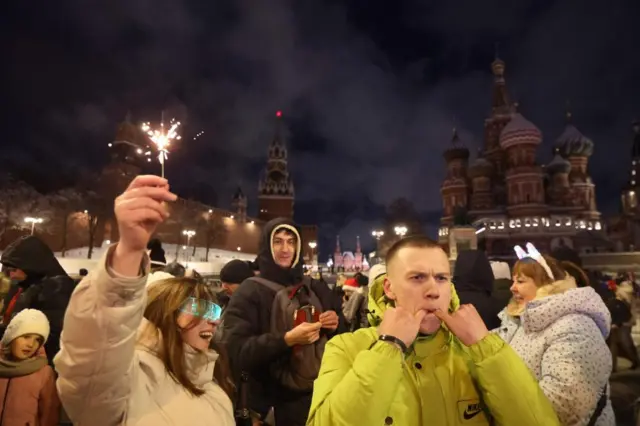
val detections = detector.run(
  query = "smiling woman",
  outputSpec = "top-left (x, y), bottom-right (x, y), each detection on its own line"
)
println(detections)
top-left (142, 277), bottom-right (230, 396)
top-left (54, 175), bottom-right (236, 426)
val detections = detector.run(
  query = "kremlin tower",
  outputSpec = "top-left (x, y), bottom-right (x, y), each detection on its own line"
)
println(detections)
top-left (258, 111), bottom-right (295, 222)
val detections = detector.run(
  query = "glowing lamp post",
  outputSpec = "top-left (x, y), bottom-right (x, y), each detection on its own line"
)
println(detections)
top-left (308, 241), bottom-right (318, 267)
top-left (371, 230), bottom-right (384, 240)
top-left (394, 225), bottom-right (408, 239)
top-left (24, 217), bottom-right (43, 235)
top-left (183, 230), bottom-right (196, 263)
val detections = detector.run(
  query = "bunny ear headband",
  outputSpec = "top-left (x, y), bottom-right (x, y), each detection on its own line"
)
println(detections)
top-left (514, 242), bottom-right (554, 281)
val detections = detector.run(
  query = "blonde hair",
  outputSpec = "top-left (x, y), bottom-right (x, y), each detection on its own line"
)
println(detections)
top-left (512, 254), bottom-right (565, 287)
top-left (141, 277), bottom-right (232, 398)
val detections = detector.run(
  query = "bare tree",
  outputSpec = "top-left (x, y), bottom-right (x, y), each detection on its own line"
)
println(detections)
top-left (197, 209), bottom-right (227, 261)
top-left (83, 189), bottom-right (110, 260)
top-left (48, 187), bottom-right (84, 257)
top-left (75, 173), bottom-right (112, 260)
top-left (0, 175), bottom-right (50, 244)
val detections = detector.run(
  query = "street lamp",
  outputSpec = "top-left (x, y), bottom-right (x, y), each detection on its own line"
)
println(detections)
top-left (394, 225), bottom-right (408, 238)
top-left (371, 230), bottom-right (384, 240)
top-left (183, 230), bottom-right (196, 263)
top-left (24, 217), bottom-right (43, 235)
top-left (308, 241), bottom-right (317, 264)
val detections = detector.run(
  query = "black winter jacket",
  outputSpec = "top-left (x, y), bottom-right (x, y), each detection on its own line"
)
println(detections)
top-left (453, 250), bottom-right (503, 330)
top-left (223, 218), bottom-right (346, 415)
top-left (0, 236), bottom-right (76, 363)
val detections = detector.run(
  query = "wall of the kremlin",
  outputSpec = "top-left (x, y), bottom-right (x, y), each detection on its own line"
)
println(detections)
top-left (0, 196), bottom-right (317, 262)
top-left (258, 196), bottom-right (294, 221)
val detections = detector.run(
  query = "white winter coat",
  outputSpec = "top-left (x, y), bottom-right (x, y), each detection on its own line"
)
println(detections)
top-left (54, 246), bottom-right (235, 426)
top-left (496, 277), bottom-right (615, 426)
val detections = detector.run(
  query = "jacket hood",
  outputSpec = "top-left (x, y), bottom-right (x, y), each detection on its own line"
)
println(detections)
top-left (490, 261), bottom-right (511, 280)
top-left (1, 236), bottom-right (67, 279)
top-left (508, 276), bottom-right (611, 336)
top-left (257, 218), bottom-right (303, 285)
top-left (453, 250), bottom-right (494, 294)
top-left (367, 271), bottom-right (460, 327)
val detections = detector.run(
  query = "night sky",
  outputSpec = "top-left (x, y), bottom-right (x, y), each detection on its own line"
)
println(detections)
top-left (3, 0), bottom-right (640, 260)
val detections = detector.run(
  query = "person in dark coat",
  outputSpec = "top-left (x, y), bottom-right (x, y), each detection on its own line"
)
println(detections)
top-left (147, 238), bottom-right (166, 271)
top-left (0, 236), bottom-right (76, 364)
top-left (223, 218), bottom-right (346, 426)
top-left (453, 250), bottom-right (503, 330)
top-left (220, 259), bottom-right (255, 297)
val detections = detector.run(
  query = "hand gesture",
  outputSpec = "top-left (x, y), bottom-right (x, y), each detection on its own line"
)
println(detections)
top-left (284, 322), bottom-right (322, 346)
top-left (377, 307), bottom-right (426, 348)
top-left (434, 304), bottom-right (489, 347)
top-left (319, 310), bottom-right (339, 331)
top-left (114, 175), bottom-right (177, 253)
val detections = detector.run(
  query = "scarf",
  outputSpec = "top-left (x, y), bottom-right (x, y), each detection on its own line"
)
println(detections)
top-left (0, 355), bottom-right (47, 378)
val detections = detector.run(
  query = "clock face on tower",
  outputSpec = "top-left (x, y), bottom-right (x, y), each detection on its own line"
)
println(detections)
top-left (269, 170), bottom-right (285, 182)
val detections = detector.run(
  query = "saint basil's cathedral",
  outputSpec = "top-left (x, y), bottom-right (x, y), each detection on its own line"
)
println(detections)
top-left (438, 58), bottom-right (606, 258)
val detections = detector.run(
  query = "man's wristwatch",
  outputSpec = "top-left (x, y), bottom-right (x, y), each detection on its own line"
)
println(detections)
top-left (377, 334), bottom-right (408, 353)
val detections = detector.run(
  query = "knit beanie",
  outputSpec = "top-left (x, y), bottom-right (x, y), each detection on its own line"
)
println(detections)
top-left (1, 309), bottom-right (50, 347)
top-left (220, 259), bottom-right (255, 285)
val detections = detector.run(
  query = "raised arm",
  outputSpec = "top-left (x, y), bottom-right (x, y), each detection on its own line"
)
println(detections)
top-left (436, 305), bottom-right (561, 426)
top-left (306, 335), bottom-right (405, 425)
top-left (468, 333), bottom-right (561, 425)
top-left (54, 246), bottom-right (149, 425)
top-left (54, 175), bottom-right (176, 426)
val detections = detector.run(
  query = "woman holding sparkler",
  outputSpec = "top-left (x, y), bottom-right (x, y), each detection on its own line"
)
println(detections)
top-left (54, 175), bottom-right (235, 426)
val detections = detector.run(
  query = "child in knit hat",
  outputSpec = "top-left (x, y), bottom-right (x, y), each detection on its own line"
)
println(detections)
top-left (0, 309), bottom-right (60, 426)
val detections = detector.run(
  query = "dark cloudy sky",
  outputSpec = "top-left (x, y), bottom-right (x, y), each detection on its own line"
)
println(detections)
top-left (3, 0), bottom-right (640, 259)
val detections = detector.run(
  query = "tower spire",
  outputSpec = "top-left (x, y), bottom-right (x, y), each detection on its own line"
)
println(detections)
top-left (490, 52), bottom-right (513, 116)
top-left (356, 235), bottom-right (361, 253)
top-left (335, 235), bottom-right (341, 253)
top-left (451, 127), bottom-right (461, 147)
top-left (258, 110), bottom-right (295, 221)
top-left (565, 100), bottom-right (573, 123)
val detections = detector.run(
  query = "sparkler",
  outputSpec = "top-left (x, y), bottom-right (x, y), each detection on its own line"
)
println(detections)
top-left (141, 114), bottom-right (182, 178)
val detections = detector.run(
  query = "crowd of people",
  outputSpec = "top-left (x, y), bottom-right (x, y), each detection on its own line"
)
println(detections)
top-left (0, 174), bottom-right (638, 425)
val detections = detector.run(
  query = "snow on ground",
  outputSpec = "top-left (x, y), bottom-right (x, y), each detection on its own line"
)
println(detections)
top-left (53, 243), bottom-right (257, 276)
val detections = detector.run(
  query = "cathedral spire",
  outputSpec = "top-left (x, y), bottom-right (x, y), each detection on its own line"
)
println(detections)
top-left (335, 235), bottom-right (341, 254)
top-left (490, 55), bottom-right (513, 116)
top-left (565, 100), bottom-right (573, 124)
top-left (356, 235), bottom-right (361, 254)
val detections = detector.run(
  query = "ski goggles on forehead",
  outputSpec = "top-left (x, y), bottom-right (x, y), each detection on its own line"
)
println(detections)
top-left (179, 297), bottom-right (222, 321)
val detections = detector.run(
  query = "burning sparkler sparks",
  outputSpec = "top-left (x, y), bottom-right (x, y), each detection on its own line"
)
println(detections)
top-left (141, 116), bottom-right (182, 178)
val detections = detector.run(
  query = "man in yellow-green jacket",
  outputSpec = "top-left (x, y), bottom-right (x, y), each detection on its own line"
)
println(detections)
top-left (307, 236), bottom-right (560, 426)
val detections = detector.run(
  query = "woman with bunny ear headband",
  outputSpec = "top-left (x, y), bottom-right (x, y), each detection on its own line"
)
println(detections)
top-left (494, 242), bottom-right (615, 426)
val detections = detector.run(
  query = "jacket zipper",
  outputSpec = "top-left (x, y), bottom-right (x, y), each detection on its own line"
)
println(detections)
top-left (0, 377), bottom-right (12, 425)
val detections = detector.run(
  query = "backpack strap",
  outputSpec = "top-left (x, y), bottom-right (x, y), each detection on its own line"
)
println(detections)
top-left (249, 277), bottom-right (284, 293)
top-left (250, 276), bottom-right (308, 301)
top-left (586, 386), bottom-right (608, 426)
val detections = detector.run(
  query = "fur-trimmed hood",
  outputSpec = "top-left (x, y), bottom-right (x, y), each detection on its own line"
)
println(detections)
top-left (505, 276), bottom-right (611, 337)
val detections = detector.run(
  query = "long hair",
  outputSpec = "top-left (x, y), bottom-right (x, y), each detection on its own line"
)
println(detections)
top-left (142, 277), bottom-right (234, 398)
top-left (512, 254), bottom-right (566, 287)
